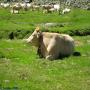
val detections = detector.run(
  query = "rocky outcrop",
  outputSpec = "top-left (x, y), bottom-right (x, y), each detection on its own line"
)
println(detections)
top-left (66, 0), bottom-right (90, 10)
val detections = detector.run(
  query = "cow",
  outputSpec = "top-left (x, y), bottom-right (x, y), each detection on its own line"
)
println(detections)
top-left (10, 3), bottom-right (22, 14)
top-left (62, 8), bottom-right (71, 14)
top-left (0, 3), bottom-right (10, 8)
top-left (26, 27), bottom-right (75, 60)
top-left (43, 8), bottom-right (55, 13)
top-left (53, 4), bottom-right (60, 11)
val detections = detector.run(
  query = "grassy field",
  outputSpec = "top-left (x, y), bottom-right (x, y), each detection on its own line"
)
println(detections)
top-left (0, 7), bottom-right (90, 90)
top-left (0, 36), bottom-right (90, 90)
top-left (0, 8), bottom-right (90, 39)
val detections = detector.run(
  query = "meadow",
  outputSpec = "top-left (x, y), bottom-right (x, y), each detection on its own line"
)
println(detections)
top-left (0, 8), bottom-right (90, 38)
top-left (0, 7), bottom-right (90, 90)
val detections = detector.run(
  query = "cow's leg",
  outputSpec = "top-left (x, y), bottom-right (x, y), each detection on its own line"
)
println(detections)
top-left (37, 47), bottom-right (43, 58)
top-left (46, 55), bottom-right (55, 60)
top-left (13, 9), bottom-right (14, 13)
top-left (46, 37), bottom-right (59, 60)
top-left (18, 10), bottom-right (19, 14)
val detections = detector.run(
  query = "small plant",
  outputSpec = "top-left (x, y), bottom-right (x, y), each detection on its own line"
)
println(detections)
top-left (0, 52), bottom-right (5, 58)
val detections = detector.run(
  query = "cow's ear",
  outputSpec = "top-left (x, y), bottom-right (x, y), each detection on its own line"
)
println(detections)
top-left (37, 31), bottom-right (41, 38)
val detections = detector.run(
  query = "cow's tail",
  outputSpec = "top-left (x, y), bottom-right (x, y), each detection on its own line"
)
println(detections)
top-left (73, 51), bottom-right (81, 56)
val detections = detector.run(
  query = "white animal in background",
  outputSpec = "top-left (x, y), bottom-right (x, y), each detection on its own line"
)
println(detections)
top-left (10, 9), bottom-right (19, 14)
top-left (20, 3), bottom-right (26, 7)
top-left (42, 4), bottom-right (53, 11)
top-left (53, 4), bottom-right (60, 11)
top-left (32, 5), bottom-right (40, 11)
top-left (43, 8), bottom-right (55, 13)
top-left (49, 8), bottom-right (56, 12)
top-left (62, 8), bottom-right (71, 14)
top-left (27, 3), bottom-right (31, 8)
top-left (19, 3), bottom-right (32, 11)
top-left (0, 3), bottom-right (10, 8)
top-left (10, 4), bottom-right (22, 14)
top-left (20, 3), bottom-right (31, 8)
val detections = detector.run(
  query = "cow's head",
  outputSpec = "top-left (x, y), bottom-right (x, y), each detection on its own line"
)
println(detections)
top-left (26, 27), bottom-right (41, 46)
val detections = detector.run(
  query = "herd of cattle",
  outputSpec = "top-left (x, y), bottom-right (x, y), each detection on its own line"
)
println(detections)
top-left (0, 2), bottom-right (71, 14)
top-left (26, 27), bottom-right (75, 60)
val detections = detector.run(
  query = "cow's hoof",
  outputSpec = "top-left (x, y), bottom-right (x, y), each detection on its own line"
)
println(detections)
top-left (46, 55), bottom-right (54, 60)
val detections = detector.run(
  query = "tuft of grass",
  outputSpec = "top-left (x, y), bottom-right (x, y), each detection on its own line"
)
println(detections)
top-left (0, 36), bottom-right (90, 90)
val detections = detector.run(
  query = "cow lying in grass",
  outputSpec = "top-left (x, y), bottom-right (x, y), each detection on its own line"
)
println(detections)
top-left (26, 27), bottom-right (75, 60)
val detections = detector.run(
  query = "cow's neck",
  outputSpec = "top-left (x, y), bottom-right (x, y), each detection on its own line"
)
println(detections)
top-left (38, 34), bottom-right (43, 46)
top-left (37, 34), bottom-right (43, 57)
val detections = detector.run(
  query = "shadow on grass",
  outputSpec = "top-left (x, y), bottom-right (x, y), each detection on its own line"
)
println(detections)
top-left (37, 51), bottom-right (81, 61)
top-left (0, 84), bottom-right (19, 90)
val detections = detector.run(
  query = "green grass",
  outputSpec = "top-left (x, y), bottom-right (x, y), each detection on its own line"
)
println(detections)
top-left (0, 7), bottom-right (90, 90)
top-left (0, 8), bottom-right (90, 39)
top-left (0, 8), bottom-right (90, 31)
top-left (0, 36), bottom-right (90, 90)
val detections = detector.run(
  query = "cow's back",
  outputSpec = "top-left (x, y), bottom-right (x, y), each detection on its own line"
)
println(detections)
top-left (40, 32), bottom-right (74, 58)
top-left (57, 34), bottom-right (74, 55)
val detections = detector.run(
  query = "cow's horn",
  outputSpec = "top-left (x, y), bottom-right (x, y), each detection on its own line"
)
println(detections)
top-left (35, 26), bottom-right (40, 32)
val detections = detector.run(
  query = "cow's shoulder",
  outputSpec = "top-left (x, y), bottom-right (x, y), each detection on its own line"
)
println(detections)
top-left (42, 32), bottom-right (59, 38)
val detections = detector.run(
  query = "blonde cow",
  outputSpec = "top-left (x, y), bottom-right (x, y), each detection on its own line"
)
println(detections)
top-left (26, 27), bottom-right (75, 60)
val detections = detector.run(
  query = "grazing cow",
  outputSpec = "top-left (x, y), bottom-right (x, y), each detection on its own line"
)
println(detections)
top-left (43, 8), bottom-right (55, 13)
top-left (42, 4), bottom-right (54, 13)
top-left (0, 3), bottom-right (10, 8)
top-left (20, 3), bottom-right (32, 11)
top-left (10, 9), bottom-right (19, 14)
top-left (62, 8), bottom-right (71, 14)
top-left (32, 5), bottom-right (40, 11)
top-left (42, 5), bottom-right (53, 10)
top-left (53, 4), bottom-right (60, 11)
top-left (26, 27), bottom-right (75, 60)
